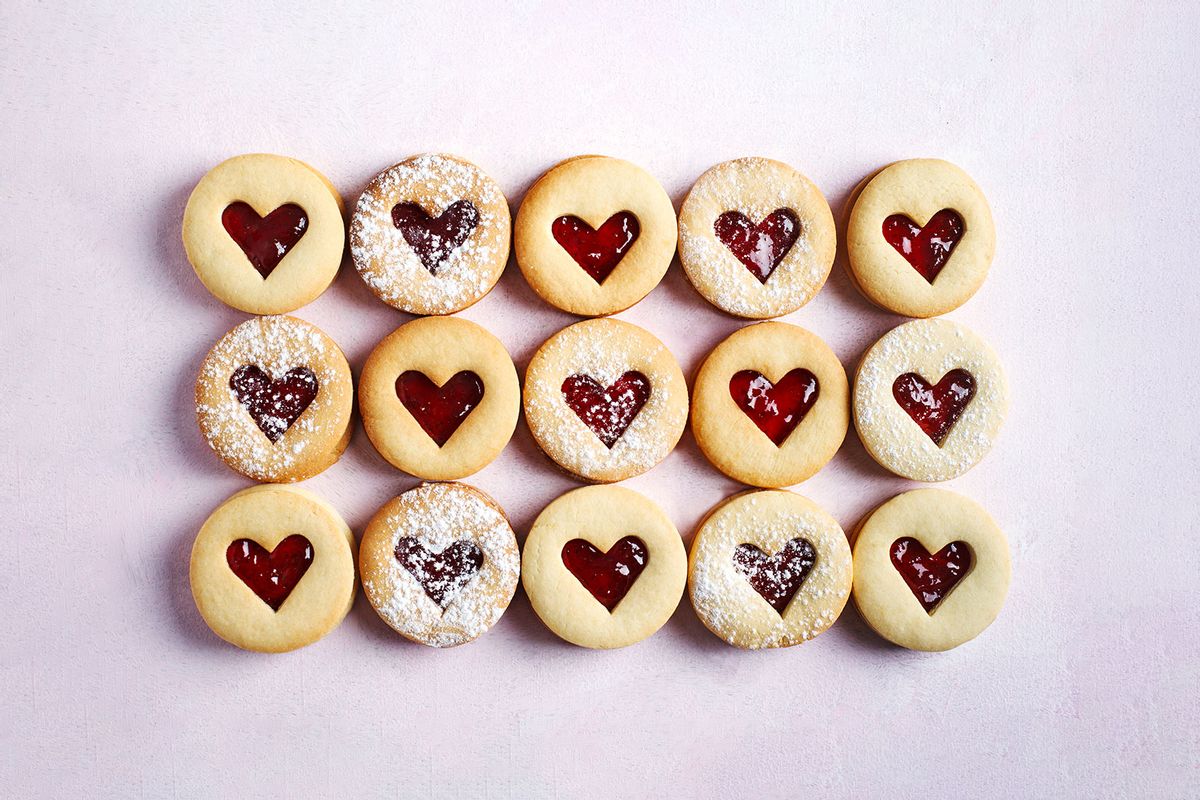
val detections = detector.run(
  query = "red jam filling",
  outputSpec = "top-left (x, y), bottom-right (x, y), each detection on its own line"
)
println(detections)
top-left (551, 212), bottom-right (640, 283)
top-left (561, 536), bottom-right (648, 612)
top-left (396, 370), bottom-right (485, 447)
top-left (881, 209), bottom-right (965, 283)
top-left (732, 539), bottom-right (816, 615)
top-left (391, 200), bottom-right (480, 275)
top-left (394, 537), bottom-right (484, 609)
top-left (713, 208), bottom-right (800, 283)
top-left (890, 537), bottom-right (972, 614)
top-left (561, 371), bottom-right (651, 449)
top-left (892, 369), bottom-right (976, 446)
top-left (226, 535), bottom-right (314, 612)
top-left (229, 365), bottom-right (319, 444)
top-left (221, 201), bottom-right (308, 279)
top-left (729, 368), bottom-right (819, 446)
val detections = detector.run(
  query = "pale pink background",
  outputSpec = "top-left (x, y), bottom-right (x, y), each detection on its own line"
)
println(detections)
top-left (2, 3), bottom-right (1196, 797)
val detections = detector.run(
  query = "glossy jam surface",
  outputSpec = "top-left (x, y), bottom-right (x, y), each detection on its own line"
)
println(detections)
top-left (561, 371), bottom-right (651, 449)
top-left (551, 212), bottom-right (640, 283)
top-left (561, 536), bottom-right (648, 612)
top-left (890, 537), bottom-right (972, 614)
top-left (729, 368), bottom-right (819, 446)
top-left (229, 365), bottom-right (319, 443)
top-left (226, 535), bottom-right (314, 612)
top-left (395, 370), bottom-right (485, 447)
top-left (391, 200), bottom-right (480, 275)
top-left (892, 369), bottom-right (976, 446)
top-left (221, 201), bottom-right (308, 279)
top-left (732, 538), bottom-right (816, 615)
top-left (394, 537), bottom-right (484, 609)
top-left (882, 208), bottom-right (965, 283)
top-left (713, 208), bottom-right (800, 283)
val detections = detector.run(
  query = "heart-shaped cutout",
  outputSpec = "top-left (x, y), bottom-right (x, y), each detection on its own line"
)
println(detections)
top-left (226, 535), bottom-right (314, 611)
top-left (713, 208), bottom-right (800, 284)
top-left (229, 365), bottom-right (319, 443)
top-left (396, 370), bottom-right (485, 447)
top-left (221, 201), bottom-right (308, 279)
top-left (892, 369), bottom-right (975, 446)
top-left (732, 538), bottom-right (816, 615)
top-left (561, 536), bottom-right (648, 612)
top-left (394, 537), bottom-right (485, 609)
top-left (551, 212), bottom-right (640, 283)
top-left (890, 537), bottom-right (971, 614)
top-left (391, 200), bottom-right (480, 275)
top-left (729, 368), bottom-right (819, 446)
top-left (882, 208), bottom-right (964, 283)
top-left (561, 371), bottom-right (651, 448)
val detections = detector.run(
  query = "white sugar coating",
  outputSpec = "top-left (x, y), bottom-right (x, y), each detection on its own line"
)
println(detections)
top-left (362, 483), bottom-right (520, 648)
top-left (350, 154), bottom-right (507, 314)
top-left (195, 316), bottom-right (349, 481)
top-left (854, 318), bottom-right (1009, 482)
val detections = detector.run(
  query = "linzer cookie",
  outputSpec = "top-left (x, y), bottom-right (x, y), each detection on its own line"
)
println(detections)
top-left (679, 157), bottom-right (836, 318)
top-left (195, 315), bottom-right (353, 482)
top-left (350, 154), bottom-right (510, 315)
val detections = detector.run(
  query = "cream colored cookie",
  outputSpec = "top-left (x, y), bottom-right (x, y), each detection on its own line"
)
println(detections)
top-left (679, 157), bottom-right (836, 318)
top-left (522, 485), bottom-right (686, 649)
top-left (852, 489), bottom-right (1010, 651)
top-left (854, 318), bottom-right (1007, 481)
top-left (514, 156), bottom-right (676, 316)
top-left (359, 482), bottom-right (520, 648)
top-left (195, 316), bottom-right (353, 482)
top-left (190, 484), bottom-right (356, 653)
top-left (846, 159), bottom-right (994, 317)
top-left (350, 154), bottom-right (510, 315)
top-left (692, 322), bottom-right (848, 487)
top-left (689, 490), bottom-right (852, 649)
top-left (182, 153), bottom-right (345, 314)
top-left (359, 317), bottom-right (519, 480)
top-left (523, 318), bottom-right (688, 483)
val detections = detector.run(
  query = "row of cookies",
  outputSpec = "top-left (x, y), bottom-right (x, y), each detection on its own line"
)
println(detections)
top-left (192, 482), bottom-right (1009, 654)
top-left (183, 153), bottom-right (993, 320)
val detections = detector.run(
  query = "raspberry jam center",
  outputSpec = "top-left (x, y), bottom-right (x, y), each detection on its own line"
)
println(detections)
top-left (732, 539), bottom-right (816, 615)
top-left (713, 208), bottom-right (800, 283)
top-left (391, 200), bottom-right (480, 275)
top-left (729, 368), bottom-right (819, 446)
top-left (229, 365), bottom-right (319, 444)
top-left (396, 370), bottom-right (485, 447)
top-left (892, 369), bottom-right (976, 446)
top-left (226, 535), bottom-right (314, 612)
top-left (551, 212), bottom-right (640, 283)
top-left (890, 537), bottom-right (972, 614)
top-left (561, 536), bottom-right (648, 612)
top-left (882, 209), bottom-right (965, 283)
top-left (221, 201), bottom-right (308, 279)
top-left (561, 371), bottom-right (651, 449)
top-left (394, 537), bottom-right (485, 610)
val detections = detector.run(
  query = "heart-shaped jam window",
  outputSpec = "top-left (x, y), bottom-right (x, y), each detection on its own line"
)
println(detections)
top-left (561, 536), bottom-right (648, 612)
top-left (892, 369), bottom-right (975, 446)
top-left (561, 371), bottom-right (651, 449)
top-left (729, 368), bottom-right (819, 446)
top-left (396, 370), bottom-right (484, 447)
top-left (394, 537), bottom-right (485, 610)
top-left (551, 212), bottom-right (640, 283)
top-left (890, 537), bottom-right (972, 614)
top-left (391, 200), bottom-right (480, 275)
top-left (732, 538), bottom-right (816, 615)
top-left (226, 535), bottom-right (314, 612)
top-left (713, 208), bottom-right (800, 284)
top-left (221, 201), bottom-right (308, 279)
top-left (229, 365), bottom-right (319, 444)
top-left (882, 208), bottom-right (965, 283)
